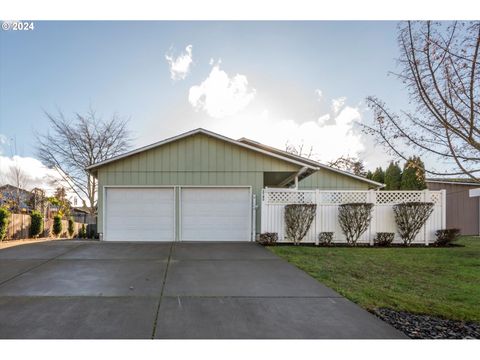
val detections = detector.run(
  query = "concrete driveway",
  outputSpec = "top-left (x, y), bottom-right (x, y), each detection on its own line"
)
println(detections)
top-left (0, 240), bottom-right (405, 339)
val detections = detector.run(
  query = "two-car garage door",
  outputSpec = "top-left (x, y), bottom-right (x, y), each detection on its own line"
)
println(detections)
top-left (104, 187), bottom-right (251, 242)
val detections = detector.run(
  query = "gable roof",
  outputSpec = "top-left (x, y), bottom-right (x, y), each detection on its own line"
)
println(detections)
top-left (86, 128), bottom-right (384, 188)
top-left (426, 178), bottom-right (480, 186)
top-left (238, 137), bottom-right (384, 188)
top-left (86, 128), bottom-right (317, 172)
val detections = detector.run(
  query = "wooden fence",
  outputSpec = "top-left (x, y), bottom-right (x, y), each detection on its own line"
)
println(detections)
top-left (261, 189), bottom-right (447, 245)
top-left (4, 214), bottom-right (88, 240)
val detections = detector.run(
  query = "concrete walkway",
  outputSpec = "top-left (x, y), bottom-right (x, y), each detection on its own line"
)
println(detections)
top-left (0, 241), bottom-right (406, 339)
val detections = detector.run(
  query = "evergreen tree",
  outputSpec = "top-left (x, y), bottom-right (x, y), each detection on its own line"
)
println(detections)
top-left (366, 170), bottom-right (373, 180)
top-left (384, 161), bottom-right (402, 190)
top-left (372, 167), bottom-right (385, 184)
top-left (400, 156), bottom-right (427, 190)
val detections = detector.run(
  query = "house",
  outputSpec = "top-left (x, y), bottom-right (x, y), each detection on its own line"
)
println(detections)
top-left (87, 128), bottom-right (383, 242)
top-left (0, 184), bottom-right (34, 212)
top-left (426, 178), bottom-right (480, 235)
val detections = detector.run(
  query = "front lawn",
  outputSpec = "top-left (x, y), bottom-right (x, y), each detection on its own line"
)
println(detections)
top-left (269, 236), bottom-right (480, 322)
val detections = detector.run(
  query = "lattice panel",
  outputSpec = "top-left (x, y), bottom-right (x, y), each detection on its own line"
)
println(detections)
top-left (317, 192), bottom-right (367, 204)
top-left (429, 192), bottom-right (442, 205)
top-left (375, 191), bottom-right (423, 204)
top-left (264, 190), bottom-right (316, 204)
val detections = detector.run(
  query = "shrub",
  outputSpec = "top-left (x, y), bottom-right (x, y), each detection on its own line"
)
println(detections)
top-left (284, 204), bottom-right (317, 245)
top-left (52, 215), bottom-right (63, 237)
top-left (318, 232), bottom-right (334, 246)
top-left (435, 228), bottom-right (460, 246)
top-left (258, 232), bottom-right (278, 246)
top-left (30, 211), bottom-right (44, 238)
top-left (79, 224), bottom-right (87, 239)
top-left (374, 232), bottom-right (394, 246)
top-left (393, 202), bottom-right (434, 246)
top-left (338, 203), bottom-right (374, 246)
top-left (68, 218), bottom-right (75, 237)
top-left (0, 207), bottom-right (10, 241)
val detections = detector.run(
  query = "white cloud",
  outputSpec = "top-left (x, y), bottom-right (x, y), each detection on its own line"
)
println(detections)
top-left (165, 45), bottom-right (193, 81)
top-left (207, 97), bottom-right (366, 164)
top-left (332, 97), bottom-right (346, 115)
top-left (314, 89), bottom-right (323, 100)
top-left (188, 63), bottom-right (256, 119)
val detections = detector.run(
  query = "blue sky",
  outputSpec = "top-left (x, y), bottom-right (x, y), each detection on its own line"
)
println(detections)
top-left (0, 21), bottom-right (412, 188)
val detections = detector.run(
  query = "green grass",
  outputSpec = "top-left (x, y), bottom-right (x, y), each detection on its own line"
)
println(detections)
top-left (269, 236), bottom-right (480, 322)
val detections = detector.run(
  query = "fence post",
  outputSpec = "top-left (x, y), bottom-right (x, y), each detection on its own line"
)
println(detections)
top-left (368, 190), bottom-right (375, 246)
top-left (441, 189), bottom-right (447, 230)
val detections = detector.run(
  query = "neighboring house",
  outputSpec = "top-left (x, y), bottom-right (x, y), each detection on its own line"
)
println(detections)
top-left (426, 179), bottom-right (480, 235)
top-left (87, 128), bottom-right (383, 242)
top-left (71, 207), bottom-right (97, 224)
top-left (0, 184), bottom-right (33, 212)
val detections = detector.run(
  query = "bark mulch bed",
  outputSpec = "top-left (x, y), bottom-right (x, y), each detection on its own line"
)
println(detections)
top-left (372, 308), bottom-right (480, 339)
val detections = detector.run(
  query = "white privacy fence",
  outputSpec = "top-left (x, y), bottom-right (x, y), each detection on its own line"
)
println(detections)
top-left (261, 189), bottom-right (446, 245)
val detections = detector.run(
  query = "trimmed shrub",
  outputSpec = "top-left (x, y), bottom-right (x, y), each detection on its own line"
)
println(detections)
top-left (338, 203), bottom-right (374, 246)
top-left (284, 204), bottom-right (317, 245)
top-left (318, 232), bottom-right (334, 246)
top-left (30, 211), bottom-right (44, 238)
top-left (68, 218), bottom-right (75, 237)
top-left (374, 232), bottom-right (394, 247)
top-left (79, 224), bottom-right (87, 239)
top-left (393, 202), bottom-right (434, 246)
top-left (0, 207), bottom-right (10, 241)
top-left (258, 232), bottom-right (278, 246)
top-left (52, 215), bottom-right (63, 237)
top-left (435, 229), bottom-right (460, 246)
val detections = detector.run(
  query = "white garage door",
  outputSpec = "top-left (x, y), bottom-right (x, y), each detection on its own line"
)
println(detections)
top-left (180, 187), bottom-right (251, 241)
top-left (105, 187), bottom-right (175, 241)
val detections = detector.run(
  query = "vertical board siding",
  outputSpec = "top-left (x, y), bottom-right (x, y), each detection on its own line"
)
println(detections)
top-left (262, 189), bottom-right (446, 244)
top-left (95, 132), bottom-right (298, 232)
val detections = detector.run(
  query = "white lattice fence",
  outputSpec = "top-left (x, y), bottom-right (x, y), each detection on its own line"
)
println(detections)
top-left (261, 189), bottom-right (446, 245)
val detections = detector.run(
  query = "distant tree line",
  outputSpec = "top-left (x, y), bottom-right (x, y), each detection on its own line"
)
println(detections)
top-left (366, 156), bottom-right (427, 190)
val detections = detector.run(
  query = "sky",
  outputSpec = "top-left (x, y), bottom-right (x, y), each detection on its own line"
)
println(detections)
top-left (0, 21), bottom-right (413, 193)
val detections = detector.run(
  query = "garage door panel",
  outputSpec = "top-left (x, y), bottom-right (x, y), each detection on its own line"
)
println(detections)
top-left (105, 188), bottom-right (174, 242)
top-left (181, 188), bottom-right (251, 241)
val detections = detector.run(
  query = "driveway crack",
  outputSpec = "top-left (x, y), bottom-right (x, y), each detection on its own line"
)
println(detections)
top-left (151, 241), bottom-right (174, 339)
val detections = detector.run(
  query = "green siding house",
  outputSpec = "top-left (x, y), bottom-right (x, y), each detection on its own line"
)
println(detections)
top-left (87, 128), bottom-right (382, 242)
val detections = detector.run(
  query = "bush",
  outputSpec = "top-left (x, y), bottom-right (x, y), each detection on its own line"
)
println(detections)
top-left (318, 232), bottom-right (334, 246)
top-left (374, 232), bottom-right (394, 246)
top-left (338, 203), bottom-right (374, 246)
top-left (0, 207), bottom-right (10, 241)
top-left (258, 232), bottom-right (278, 245)
top-left (284, 204), bottom-right (317, 245)
top-left (52, 215), bottom-right (63, 237)
top-left (393, 202), bottom-right (434, 246)
top-left (30, 211), bottom-right (44, 238)
top-left (79, 224), bottom-right (87, 239)
top-left (435, 228), bottom-right (460, 246)
top-left (68, 218), bottom-right (75, 237)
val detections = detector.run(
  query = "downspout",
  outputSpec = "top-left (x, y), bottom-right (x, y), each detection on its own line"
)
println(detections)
top-left (294, 167), bottom-right (309, 189)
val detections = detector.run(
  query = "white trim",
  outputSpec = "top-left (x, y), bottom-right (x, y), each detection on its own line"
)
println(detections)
top-left (427, 179), bottom-right (480, 187)
top-left (103, 185), bottom-right (176, 242)
top-left (87, 128), bottom-right (316, 171)
top-left (178, 185), bottom-right (253, 242)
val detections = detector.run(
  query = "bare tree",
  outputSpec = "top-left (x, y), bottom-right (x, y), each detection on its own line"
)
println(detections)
top-left (328, 155), bottom-right (366, 176)
top-left (2, 161), bottom-right (32, 212)
top-left (285, 141), bottom-right (314, 159)
top-left (36, 110), bottom-right (131, 214)
top-left (362, 21), bottom-right (480, 182)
